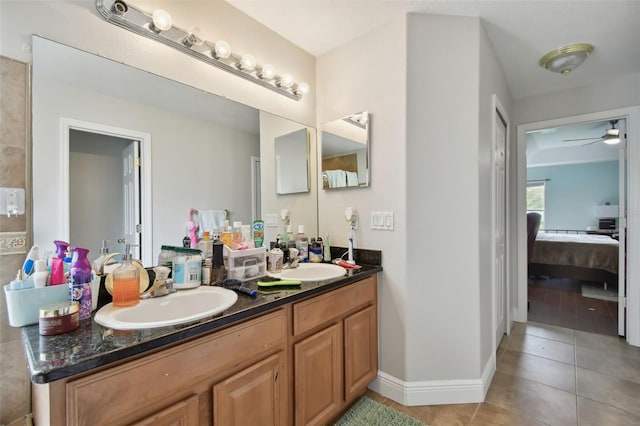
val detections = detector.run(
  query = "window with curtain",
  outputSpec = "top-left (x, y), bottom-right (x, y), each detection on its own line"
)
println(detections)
top-left (527, 181), bottom-right (546, 230)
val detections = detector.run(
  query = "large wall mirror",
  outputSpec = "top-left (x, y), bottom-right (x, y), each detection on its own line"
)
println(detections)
top-left (320, 112), bottom-right (370, 189)
top-left (32, 36), bottom-right (317, 266)
top-left (274, 128), bottom-right (310, 195)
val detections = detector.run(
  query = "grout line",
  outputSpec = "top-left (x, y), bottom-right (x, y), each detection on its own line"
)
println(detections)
top-left (467, 402), bottom-right (481, 425)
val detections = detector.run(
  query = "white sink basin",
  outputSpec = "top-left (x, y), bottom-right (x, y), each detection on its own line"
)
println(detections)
top-left (267, 263), bottom-right (346, 282)
top-left (94, 286), bottom-right (238, 330)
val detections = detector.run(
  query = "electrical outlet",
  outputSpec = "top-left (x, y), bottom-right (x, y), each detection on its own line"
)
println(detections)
top-left (264, 213), bottom-right (278, 227)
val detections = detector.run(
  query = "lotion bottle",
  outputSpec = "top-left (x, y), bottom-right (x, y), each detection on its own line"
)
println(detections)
top-left (295, 225), bottom-right (309, 263)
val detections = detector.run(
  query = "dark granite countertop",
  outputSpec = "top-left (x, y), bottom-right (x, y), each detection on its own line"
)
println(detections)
top-left (22, 256), bottom-right (381, 384)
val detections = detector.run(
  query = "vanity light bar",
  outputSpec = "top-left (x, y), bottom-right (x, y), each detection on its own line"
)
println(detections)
top-left (95, 0), bottom-right (308, 101)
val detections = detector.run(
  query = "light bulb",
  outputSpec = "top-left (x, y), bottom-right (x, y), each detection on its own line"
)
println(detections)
top-left (295, 82), bottom-right (310, 96)
top-left (213, 40), bottom-right (231, 59)
top-left (278, 73), bottom-right (294, 88)
top-left (259, 64), bottom-right (275, 80)
top-left (182, 26), bottom-right (204, 47)
top-left (150, 9), bottom-right (172, 32)
top-left (238, 54), bottom-right (256, 71)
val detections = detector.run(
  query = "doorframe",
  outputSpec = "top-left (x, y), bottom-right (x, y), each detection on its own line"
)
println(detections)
top-left (491, 94), bottom-right (511, 353)
top-left (515, 106), bottom-right (640, 347)
top-left (61, 118), bottom-right (153, 266)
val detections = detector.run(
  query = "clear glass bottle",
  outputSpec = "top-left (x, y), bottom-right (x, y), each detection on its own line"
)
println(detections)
top-left (112, 244), bottom-right (140, 307)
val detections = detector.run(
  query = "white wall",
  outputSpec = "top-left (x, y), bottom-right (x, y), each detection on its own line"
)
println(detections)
top-left (478, 22), bottom-right (513, 375)
top-left (317, 12), bottom-right (511, 405)
top-left (511, 72), bottom-right (640, 317)
top-left (260, 112), bottom-right (318, 245)
top-left (406, 13), bottom-right (482, 384)
top-left (317, 16), bottom-right (409, 383)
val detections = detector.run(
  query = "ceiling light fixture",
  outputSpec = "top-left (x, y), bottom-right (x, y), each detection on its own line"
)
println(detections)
top-left (149, 9), bottom-right (172, 33)
top-left (181, 27), bottom-right (204, 48)
top-left (95, 0), bottom-right (309, 100)
top-left (539, 43), bottom-right (594, 76)
top-left (259, 64), bottom-right (275, 80)
top-left (237, 54), bottom-right (256, 71)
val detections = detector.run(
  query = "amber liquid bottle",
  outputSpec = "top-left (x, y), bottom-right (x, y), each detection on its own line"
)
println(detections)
top-left (112, 244), bottom-right (140, 307)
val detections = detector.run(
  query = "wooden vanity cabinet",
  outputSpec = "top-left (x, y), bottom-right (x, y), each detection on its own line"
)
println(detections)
top-left (292, 276), bottom-right (378, 425)
top-left (33, 274), bottom-right (378, 426)
top-left (35, 309), bottom-right (288, 426)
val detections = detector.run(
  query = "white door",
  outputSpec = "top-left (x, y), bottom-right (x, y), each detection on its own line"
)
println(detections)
top-left (122, 141), bottom-right (141, 258)
top-left (618, 121), bottom-right (628, 336)
top-left (494, 111), bottom-right (508, 347)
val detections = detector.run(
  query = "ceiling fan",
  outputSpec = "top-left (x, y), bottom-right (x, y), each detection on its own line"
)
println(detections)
top-left (563, 120), bottom-right (620, 146)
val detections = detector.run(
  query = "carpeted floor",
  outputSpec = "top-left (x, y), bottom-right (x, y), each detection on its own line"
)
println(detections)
top-left (334, 396), bottom-right (426, 426)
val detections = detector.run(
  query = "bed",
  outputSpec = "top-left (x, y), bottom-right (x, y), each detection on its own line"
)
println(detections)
top-left (529, 231), bottom-right (619, 285)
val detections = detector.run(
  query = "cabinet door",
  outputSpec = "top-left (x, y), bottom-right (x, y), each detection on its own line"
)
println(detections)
top-left (294, 323), bottom-right (343, 426)
top-left (132, 394), bottom-right (199, 426)
top-left (344, 305), bottom-right (378, 402)
top-left (213, 352), bottom-right (287, 426)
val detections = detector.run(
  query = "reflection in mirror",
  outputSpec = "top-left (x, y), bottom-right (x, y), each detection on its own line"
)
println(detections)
top-left (275, 128), bottom-right (310, 194)
top-left (259, 112), bottom-right (317, 246)
top-left (31, 36), bottom-right (317, 266)
top-left (320, 112), bottom-right (370, 189)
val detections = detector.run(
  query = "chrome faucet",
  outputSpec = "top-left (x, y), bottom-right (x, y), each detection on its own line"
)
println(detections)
top-left (140, 278), bottom-right (175, 299)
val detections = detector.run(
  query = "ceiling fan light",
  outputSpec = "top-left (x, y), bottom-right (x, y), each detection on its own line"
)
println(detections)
top-left (539, 43), bottom-right (594, 76)
top-left (603, 134), bottom-right (620, 145)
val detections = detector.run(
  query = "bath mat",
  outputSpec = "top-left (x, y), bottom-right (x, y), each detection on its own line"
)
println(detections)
top-left (581, 283), bottom-right (618, 302)
top-left (334, 395), bottom-right (426, 426)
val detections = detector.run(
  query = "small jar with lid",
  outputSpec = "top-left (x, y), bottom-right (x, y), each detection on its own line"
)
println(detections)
top-left (39, 301), bottom-right (80, 336)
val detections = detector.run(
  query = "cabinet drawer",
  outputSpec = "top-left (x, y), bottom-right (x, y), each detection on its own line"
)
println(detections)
top-left (66, 309), bottom-right (286, 425)
top-left (293, 277), bottom-right (375, 336)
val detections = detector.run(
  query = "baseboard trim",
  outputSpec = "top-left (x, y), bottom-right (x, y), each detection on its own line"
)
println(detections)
top-left (369, 352), bottom-right (496, 406)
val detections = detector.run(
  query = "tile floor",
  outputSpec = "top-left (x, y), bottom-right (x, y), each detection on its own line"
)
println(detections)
top-left (367, 321), bottom-right (640, 425)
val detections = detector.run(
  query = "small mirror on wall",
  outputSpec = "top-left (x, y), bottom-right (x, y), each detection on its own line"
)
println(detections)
top-left (275, 128), bottom-right (310, 194)
top-left (320, 111), bottom-right (370, 189)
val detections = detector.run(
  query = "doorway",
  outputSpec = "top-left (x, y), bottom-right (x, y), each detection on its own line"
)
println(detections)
top-left (525, 118), bottom-right (624, 336)
top-left (515, 107), bottom-right (640, 347)
top-left (69, 130), bottom-right (136, 258)
top-left (61, 118), bottom-right (153, 266)
top-left (493, 95), bottom-right (510, 350)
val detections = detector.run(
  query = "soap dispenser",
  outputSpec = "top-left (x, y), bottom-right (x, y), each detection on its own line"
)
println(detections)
top-left (92, 240), bottom-right (110, 275)
top-left (111, 244), bottom-right (140, 307)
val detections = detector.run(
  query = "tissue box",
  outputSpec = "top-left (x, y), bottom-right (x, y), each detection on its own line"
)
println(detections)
top-left (4, 276), bottom-right (101, 327)
top-left (4, 284), bottom-right (69, 327)
top-left (223, 246), bottom-right (266, 282)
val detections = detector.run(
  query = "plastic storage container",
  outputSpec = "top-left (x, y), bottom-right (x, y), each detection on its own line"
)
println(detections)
top-left (223, 246), bottom-right (266, 282)
top-left (4, 275), bottom-right (101, 327)
top-left (4, 284), bottom-right (69, 327)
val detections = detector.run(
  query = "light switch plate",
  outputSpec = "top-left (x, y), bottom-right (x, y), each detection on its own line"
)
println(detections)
top-left (371, 211), bottom-right (394, 230)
